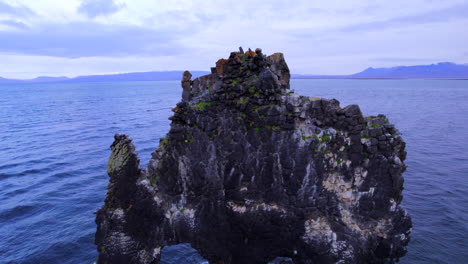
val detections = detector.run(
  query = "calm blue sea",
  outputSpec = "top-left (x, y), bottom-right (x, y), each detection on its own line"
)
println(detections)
top-left (0, 80), bottom-right (467, 264)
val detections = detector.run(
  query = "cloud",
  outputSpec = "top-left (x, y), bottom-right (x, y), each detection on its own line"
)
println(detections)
top-left (78, 0), bottom-right (125, 18)
top-left (0, 1), bottom-right (35, 17)
top-left (340, 2), bottom-right (468, 32)
top-left (0, 22), bottom-right (186, 58)
top-left (0, 19), bottom-right (28, 29)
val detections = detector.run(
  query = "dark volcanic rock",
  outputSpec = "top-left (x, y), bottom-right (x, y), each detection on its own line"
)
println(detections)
top-left (181, 70), bottom-right (192, 102)
top-left (95, 49), bottom-right (412, 264)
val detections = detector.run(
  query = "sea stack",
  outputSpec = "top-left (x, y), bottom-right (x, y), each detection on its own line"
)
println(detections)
top-left (95, 49), bottom-right (412, 263)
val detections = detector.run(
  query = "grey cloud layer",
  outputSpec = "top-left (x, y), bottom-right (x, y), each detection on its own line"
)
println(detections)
top-left (0, 22), bottom-right (186, 57)
top-left (0, 19), bottom-right (28, 29)
top-left (0, 1), bottom-right (35, 17)
top-left (341, 2), bottom-right (468, 32)
top-left (78, 0), bottom-right (125, 18)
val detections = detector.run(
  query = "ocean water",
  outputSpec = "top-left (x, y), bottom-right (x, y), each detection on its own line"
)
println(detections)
top-left (0, 79), bottom-right (467, 264)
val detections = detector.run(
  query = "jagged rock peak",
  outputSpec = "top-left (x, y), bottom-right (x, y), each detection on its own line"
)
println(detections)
top-left (95, 49), bottom-right (412, 264)
top-left (180, 47), bottom-right (290, 103)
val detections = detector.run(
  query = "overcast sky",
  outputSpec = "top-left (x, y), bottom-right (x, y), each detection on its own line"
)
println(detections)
top-left (0, 0), bottom-right (467, 78)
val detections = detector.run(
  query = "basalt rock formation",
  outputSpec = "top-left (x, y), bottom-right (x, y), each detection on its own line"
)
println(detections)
top-left (95, 48), bottom-right (412, 264)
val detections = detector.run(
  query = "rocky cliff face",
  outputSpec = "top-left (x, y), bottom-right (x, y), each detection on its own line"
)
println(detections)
top-left (95, 48), bottom-right (412, 264)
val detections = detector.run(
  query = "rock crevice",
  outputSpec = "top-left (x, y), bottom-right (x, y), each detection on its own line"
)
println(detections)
top-left (95, 49), bottom-right (411, 264)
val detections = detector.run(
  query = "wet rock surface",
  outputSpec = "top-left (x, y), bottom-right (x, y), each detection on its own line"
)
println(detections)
top-left (95, 49), bottom-right (411, 264)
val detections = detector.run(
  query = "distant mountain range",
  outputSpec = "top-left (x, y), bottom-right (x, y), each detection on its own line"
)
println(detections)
top-left (292, 62), bottom-right (468, 79)
top-left (1, 62), bottom-right (467, 83)
top-left (0, 71), bottom-right (211, 84)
